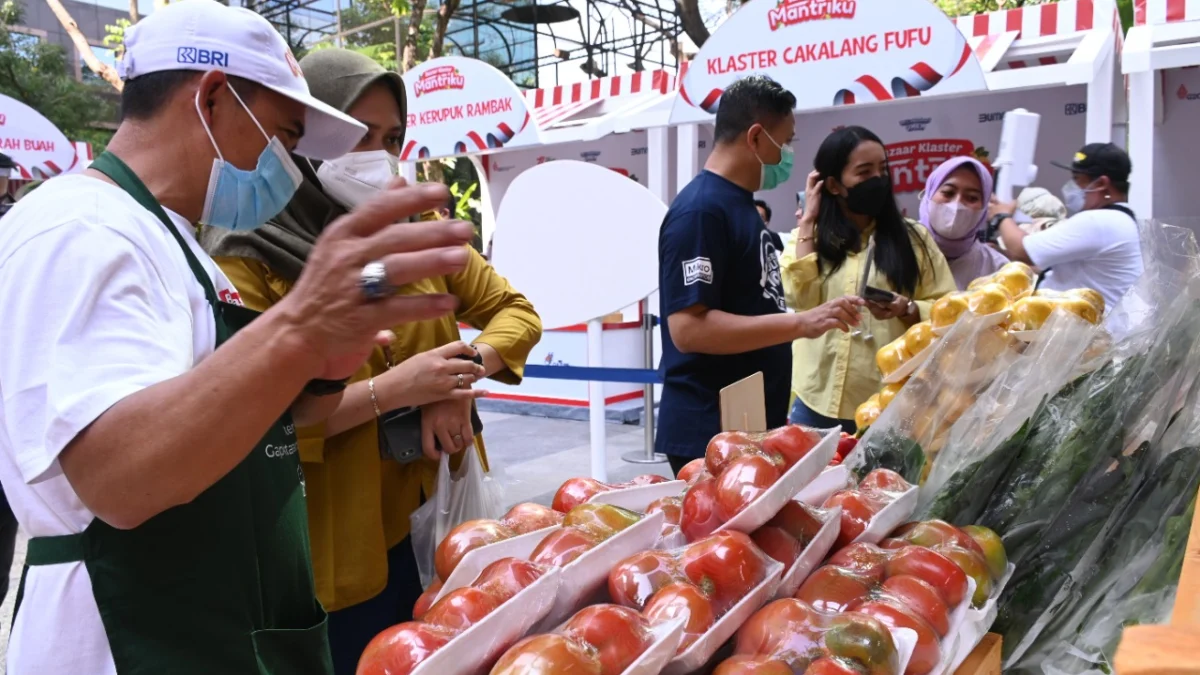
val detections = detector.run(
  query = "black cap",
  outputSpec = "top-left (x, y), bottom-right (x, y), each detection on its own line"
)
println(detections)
top-left (1051, 143), bottom-right (1131, 182)
top-left (0, 153), bottom-right (15, 170)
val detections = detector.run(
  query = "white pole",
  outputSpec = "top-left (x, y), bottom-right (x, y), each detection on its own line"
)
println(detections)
top-left (400, 161), bottom-right (418, 184)
top-left (676, 124), bottom-right (700, 196)
top-left (1127, 70), bottom-right (1155, 220)
top-left (587, 318), bottom-right (608, 481)
top-left (1085, 45), bottom-right (1115, 144)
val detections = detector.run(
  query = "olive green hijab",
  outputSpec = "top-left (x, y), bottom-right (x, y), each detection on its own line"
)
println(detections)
top-left (200, 48), bottom-right (407, 282)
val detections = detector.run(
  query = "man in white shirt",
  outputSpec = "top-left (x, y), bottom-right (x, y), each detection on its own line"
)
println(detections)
top-left (0, 1), bottom-right (473, 672)
top-left (990, 143), bottom-right (1143, 308)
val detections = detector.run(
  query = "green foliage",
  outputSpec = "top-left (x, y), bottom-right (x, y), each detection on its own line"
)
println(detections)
top-left (0, 2), bottom-right (115, 142)
top-left (303, 0), bottom-right (438, 69)
top-left (103, 17), bottom-right (130, 54)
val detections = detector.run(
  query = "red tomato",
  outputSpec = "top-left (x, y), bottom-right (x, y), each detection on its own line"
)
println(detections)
top-left (628, 474), bottom-right (670, 486)
top-left (434, 519), bottom-right (516, 582)
top-left (804, 657), bottom-right (870, 675)
top-left (356, 621), bottom-right (456, 675)
top-left (530, 527), bottom-right (602, 568)
top-left (767, 500), bottom-right (825, 545)
top-left (825, 542), bottom-right (892, 582)
top-left (858, 468), bottom-right (911, 495)
top-left (836, 434), bottom-right (858, 460)
top-left (751, 526), bottom-right (804, 570)
top-left (563, 604), bottom-right (654, 675)
top-left (714, 656), bottom-right (796, 675)
top-left (877, 538), bottom-right (909, 550)
top-left (883, 545), bottom-right (969, 608)
top-left (608, 549), bottom-right (683, 609)
top-left (681, 476), bottom-right (724, 542)
top-left (823, 490), bottom-right (884, 550)
top-left (794, 566), bottom-right (872, 613)
top-left (934, 544), bottom-right (994, 608)
top-left (643, 582), bottom-right (716, 652)
top-left (762, 425), bottom-right (821, 469)
top-left (500, 503), bottom-right (565, 535)
top-left (472, 557), bottom-right (545, 604)
top-left (679, 531), bottom-right (768, 615)
top-left (562, 503), bottom-right (642, 541)
top-left (901, 521), bottom-right (986, 560)
top-left (412, 579), bottom-right (442, 621)
top-left (854, 600), bottom-right (941, 675)
top-left (552, 477), bottom-right (612, 513)
top-left (715, 453), bottom-right (782, 522)
top-left (734, 598), bottom-right (823, 660)
top-left (705, 431), bottom-right (762, 476)
top-left (677, 458), bottom-right (708, 483)
top-left (422, 586), bottom-right (499, 632)
top-left (646, 496), bottom-right (683, 528)
top-left (880, 575), bottom-right (951, 636)
top-left (490, 634), bottom-right (602, 675)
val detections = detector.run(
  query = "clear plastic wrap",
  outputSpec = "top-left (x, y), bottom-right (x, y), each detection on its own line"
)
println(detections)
top-left (848, 313), bottom-right (1025, 485)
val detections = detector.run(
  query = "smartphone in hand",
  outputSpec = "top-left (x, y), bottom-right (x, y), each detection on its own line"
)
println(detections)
top-left (863, 286), bottom-right (897, 304)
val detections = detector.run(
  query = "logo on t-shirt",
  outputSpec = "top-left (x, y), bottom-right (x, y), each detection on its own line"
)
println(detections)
top-left (682, 257), bottom-right (714, 286)
top-left (760, 231), bottom-right (786, 311)
top-left (219, 288), bottom-right (244, 306)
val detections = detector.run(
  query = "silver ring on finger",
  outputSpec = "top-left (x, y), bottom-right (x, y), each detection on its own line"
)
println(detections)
top-left (359, 261), bottom-right (393, 301)
top-left (457, 373), bottom-right (465, 389)
top-left (453, 434), bottom-right (465, 447)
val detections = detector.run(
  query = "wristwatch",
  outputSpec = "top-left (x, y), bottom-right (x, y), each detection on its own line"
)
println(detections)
top-left (304, 378), bottom-right (349, 397)
top-left (456, 347), bottom-right (485, 367)
top-left (984, 213), bottom-right (1012, 243)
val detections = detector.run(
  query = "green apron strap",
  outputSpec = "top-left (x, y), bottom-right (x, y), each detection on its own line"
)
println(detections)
top-left (90, 152), bottom-right (221, 311)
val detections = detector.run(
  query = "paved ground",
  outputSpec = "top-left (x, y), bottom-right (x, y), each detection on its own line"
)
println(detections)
top-left (0, 412), bottom-right (666, 667)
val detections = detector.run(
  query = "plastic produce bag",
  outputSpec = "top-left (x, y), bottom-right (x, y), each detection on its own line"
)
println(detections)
top-left (411, 448), bottom-right (507, 588)
top-left (849, 313), bottom-right (1024, 484)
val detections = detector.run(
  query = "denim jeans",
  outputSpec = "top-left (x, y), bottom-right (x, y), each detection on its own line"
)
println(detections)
top-left (789, 396), bottom-right (857, 436)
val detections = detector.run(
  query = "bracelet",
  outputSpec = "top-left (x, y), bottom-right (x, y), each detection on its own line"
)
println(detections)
top-left (368, 377), bottom-right (382, 417)
top-left (795, 234), bottom-right (814, 244)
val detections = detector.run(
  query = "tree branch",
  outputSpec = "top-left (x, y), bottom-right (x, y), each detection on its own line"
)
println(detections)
top-left (401, 0), bottom-right (428, 72)
top-left (45, 0), bottom-right (123, 91)
top-left (129, 0), bottom-right (140, 24)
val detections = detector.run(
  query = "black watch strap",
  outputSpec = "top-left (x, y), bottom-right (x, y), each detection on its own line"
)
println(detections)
top-left (455, 347), bottom-right (485, 366)
top-left (304, 378), bottom-right (349, 397)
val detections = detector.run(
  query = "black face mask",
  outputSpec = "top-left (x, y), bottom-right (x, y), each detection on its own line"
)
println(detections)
top-left (844, 176), bottom-right (891, 216)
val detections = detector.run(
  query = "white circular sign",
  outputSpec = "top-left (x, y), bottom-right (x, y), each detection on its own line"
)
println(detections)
top-left (492, 160), bottom-right (665, 330)
top-left (0, 94), bottom-right (76, 179)
top-left (671, 0), bottom-right (985, 122)
top-left (401, 57), bottom-right (538, 161)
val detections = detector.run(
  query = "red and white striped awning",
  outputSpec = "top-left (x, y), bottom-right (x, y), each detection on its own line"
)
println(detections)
top-left (1135, 0), bottom-right (1200, 24)
top-left (955, 0), bottom-right (1119, 71)
top-left (523, 70), bottom-right (677, 130)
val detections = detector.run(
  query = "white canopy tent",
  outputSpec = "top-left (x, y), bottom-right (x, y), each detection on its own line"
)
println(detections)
top-left (1124, 0), bottom-right (1200, 221)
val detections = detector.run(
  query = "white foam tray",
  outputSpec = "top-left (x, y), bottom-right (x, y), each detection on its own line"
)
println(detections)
top-left (434, 526), bottom-right (557, 604)
top-left (775, 505), bottom-right (842, 599)
top-left (797, 465), bottom-right (854, 506)
top-left (717, 428), bottom-right (839, 535)
top-left (411, 567), bottom-right (562, 675)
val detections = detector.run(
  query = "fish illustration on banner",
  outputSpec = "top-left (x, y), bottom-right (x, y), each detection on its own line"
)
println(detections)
top-left (401, 56), bottom-right (540, 161)
top-left (670, 0), bottom-right (987, 124)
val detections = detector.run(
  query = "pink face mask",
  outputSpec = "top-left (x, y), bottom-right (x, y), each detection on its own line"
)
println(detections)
top-left (928, 200), bottom-right (982, 239)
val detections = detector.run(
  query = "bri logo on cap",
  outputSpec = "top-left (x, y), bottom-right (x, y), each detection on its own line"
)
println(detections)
top-left (177, 47), bottom-right (230, 67)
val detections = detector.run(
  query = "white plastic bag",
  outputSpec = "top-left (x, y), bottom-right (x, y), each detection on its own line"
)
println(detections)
top-left (411, 448), bottom-right (506, 588)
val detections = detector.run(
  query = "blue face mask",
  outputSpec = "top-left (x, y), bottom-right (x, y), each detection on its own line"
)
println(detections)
top-left (196, 85), bottom-right (302, 231)
top-left (755, 128), bottom-right (794, 191)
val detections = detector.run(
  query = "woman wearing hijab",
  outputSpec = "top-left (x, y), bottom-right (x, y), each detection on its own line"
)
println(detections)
top-left (200, 48), bottom-right (542, 674)
top-left (783, 126), bottom-right (955, 431)
top-left (919, 156), bottom-right (1009, 289)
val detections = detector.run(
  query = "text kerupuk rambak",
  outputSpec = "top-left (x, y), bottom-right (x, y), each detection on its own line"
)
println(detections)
top-left (408, 96), bottom-right (515, 128)
top-left (706, 27), bottom-right (933, 75)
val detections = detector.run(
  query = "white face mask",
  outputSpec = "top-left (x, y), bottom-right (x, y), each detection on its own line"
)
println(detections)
top-left (928, 200), bottom-right (982, 239)
top-left (316, 150), bottom-right (399, 209)
top-left (1061, 180), bottom-right (1099, 216)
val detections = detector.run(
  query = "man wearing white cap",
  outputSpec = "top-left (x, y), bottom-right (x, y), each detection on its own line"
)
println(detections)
top-left (0, 1), bottom-right (472, 672)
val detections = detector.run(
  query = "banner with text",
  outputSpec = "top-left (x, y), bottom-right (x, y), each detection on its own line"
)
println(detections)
top-left (670, 0), bottom-right (987, 124)
top-left (401, 57), bottom-right (538, 161)
top-left (0, 94), bottom-right (77, 180)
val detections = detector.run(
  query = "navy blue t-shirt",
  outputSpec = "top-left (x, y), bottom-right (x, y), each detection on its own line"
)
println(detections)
top-left (656, 170), bottom-right (792, 459)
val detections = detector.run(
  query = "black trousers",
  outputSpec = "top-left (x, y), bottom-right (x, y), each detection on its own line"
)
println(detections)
top-left (0, 486), bottom-right (16, 605)
top-left (666, 454), bottom-right (697, 477)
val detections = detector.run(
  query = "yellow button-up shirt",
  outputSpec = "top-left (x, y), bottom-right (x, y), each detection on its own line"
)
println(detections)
top-left (780, 222), bottom-right (955, 421)
top-left (216, 244), bottom-right (541, 611)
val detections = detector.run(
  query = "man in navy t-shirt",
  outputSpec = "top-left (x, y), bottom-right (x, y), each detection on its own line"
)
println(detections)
top-left (656, 76), bottom-right (862, 475)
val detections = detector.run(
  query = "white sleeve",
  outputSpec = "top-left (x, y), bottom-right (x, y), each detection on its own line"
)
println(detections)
top-left (1022, 213), bottom-right (1106, 270)
top-left (0, 222), bottom-right (194, 484)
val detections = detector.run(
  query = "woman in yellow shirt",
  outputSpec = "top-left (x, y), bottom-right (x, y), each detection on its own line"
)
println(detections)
top-left (782, 126), bottom-right (955, 432)
top-left (200, 48), bottom-right (542, 674)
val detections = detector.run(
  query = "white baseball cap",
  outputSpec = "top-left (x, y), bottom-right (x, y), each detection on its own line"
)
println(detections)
top-left (120, 0), bottom-right (366, 160)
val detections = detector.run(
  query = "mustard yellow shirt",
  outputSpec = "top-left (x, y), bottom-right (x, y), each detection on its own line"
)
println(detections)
top-left (216, 245), bottom-right (541, 611)
top-left (781, 222), bottom-right (955, 421)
